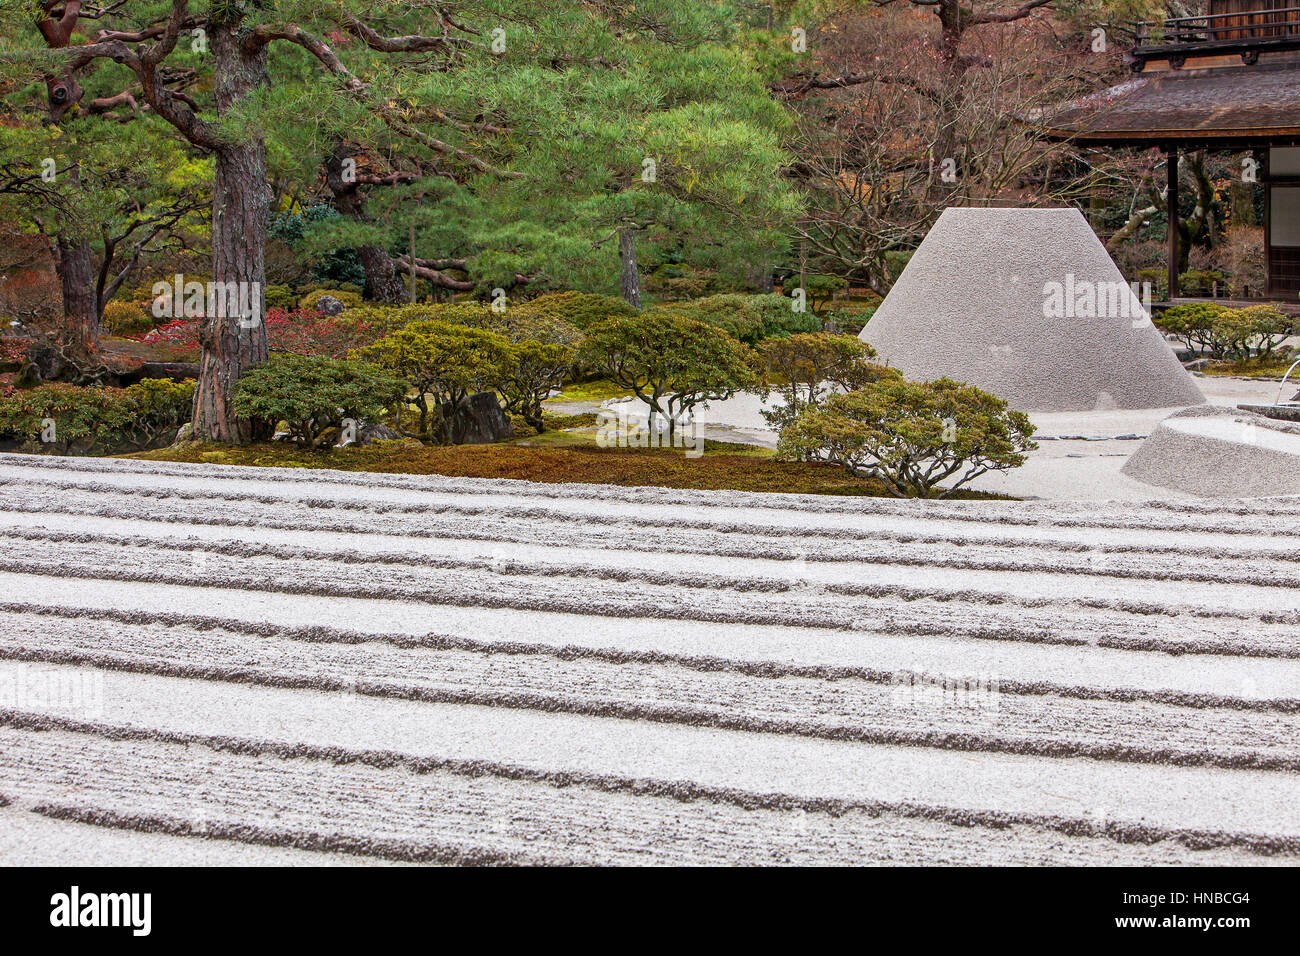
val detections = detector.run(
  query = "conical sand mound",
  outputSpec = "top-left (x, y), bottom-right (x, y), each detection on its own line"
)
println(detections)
top-left (861, 208), bottom-right (1205, 412)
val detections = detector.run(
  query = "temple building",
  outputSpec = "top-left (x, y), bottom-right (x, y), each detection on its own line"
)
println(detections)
top-left (1040, 1), bottom-right (1300, 301)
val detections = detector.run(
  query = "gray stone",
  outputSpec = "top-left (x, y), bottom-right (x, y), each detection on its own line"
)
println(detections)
top-left (356, 423), bottom-right (403, 445)
top-left (439, 392), bottom-right (514, 444)
top-left (23, 346), bottom-right (67, 384)
top-left (860, 207), bottom-right (1206, 412)
top-left (442, 391), bottom-right (513, 444)
top-left (315, 295), bottom-right (346, 316)
top-left (1237, 403), bottom-right (1300, 423)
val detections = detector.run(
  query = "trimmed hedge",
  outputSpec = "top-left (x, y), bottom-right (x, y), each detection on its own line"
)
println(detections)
top-left (1155, 302), bottom-right (1296, 359)
top-left (661, 293), bottom-right (820, 343)
top-left (231, 354), bottom-right (405, 449)
top-left (299, 288), bottom-right (364, 311)
top-left (514, 291), bottom-right (637, 330)
top-left (0, 379), bottom-right (195, 454)
top-left (100, 299), bottom-right (156, 336)
top-left (778, 378), bottom-right (1036, 498)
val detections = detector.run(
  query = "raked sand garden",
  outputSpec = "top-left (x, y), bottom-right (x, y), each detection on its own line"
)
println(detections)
top-left (1, 451), bottom-right (1299, 865)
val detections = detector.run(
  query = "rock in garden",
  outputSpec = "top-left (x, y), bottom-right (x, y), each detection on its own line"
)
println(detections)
top-left (441, 391), bottom-right (514, 444)
top-left (25, 346), bottom-right (67, 383)
top-left (352, 422), bottom-right (402, 446)
top-left (315, 295), bottom-right (347, 316)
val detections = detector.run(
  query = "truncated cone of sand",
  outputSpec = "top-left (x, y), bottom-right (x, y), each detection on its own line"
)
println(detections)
top-left (860, 207), bottom-right (1205, 412)
top-left (1123, 405), bottom-right (1300, 498)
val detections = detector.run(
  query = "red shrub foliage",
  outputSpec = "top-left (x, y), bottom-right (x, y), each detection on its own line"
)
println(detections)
top-left (264, 309), bottom-right (378, 358)
top-left (129, 309), bottom-right (383, 359)
top-left (133, 319), bottom-right (201, 352)
top-left (1, 335), bottom-right (33, 367)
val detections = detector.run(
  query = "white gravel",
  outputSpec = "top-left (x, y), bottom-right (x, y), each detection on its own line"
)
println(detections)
top-left (0, 804), bottom-right (392, 867)
top-left (5, 660), bottom-right (1299, 842)
top-left (2, 452), bottom-right (1298, 864)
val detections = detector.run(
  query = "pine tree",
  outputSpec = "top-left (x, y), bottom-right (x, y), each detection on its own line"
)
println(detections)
top-left (1, 2), bottom-right (799, 438)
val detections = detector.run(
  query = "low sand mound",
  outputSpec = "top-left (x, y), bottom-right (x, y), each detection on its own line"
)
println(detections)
top-left (1123, 405), bottom-right (1300, 498)
top-left (861, 207), bottom-right (1205, 412)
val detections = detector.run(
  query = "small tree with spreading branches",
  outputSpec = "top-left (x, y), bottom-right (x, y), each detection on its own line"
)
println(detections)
top-left (582, 313), bottom-right (757, 441)
top-left (756, 332), bottom-right (901, 434)
top-left (779, 377), bottom-right (1036, 498)
top-left (361, 319), bottom-right (513, 444)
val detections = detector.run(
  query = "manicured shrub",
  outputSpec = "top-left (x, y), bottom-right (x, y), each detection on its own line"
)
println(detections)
top-left (341, 303), bottom-right (493, 337)
top-left (756, 332), bottom-right (900, 435)
top-left (665, 293), bottom-right (820, 343)
top-left (476, 313), bottom-right (583, 432)
top-left (792, 274), bottom-right (848, 312)
top-left (1155, 302), bottom-right (1295, 359)
top-left (1132, 268), bottom-right (1165, 300)
top-left (1178, 269), bottom-right (1227, 297)
top-left (296, 278), bottom-right (364, 298)
top-left (582, 312), bottom-right (757, 439)
top-left (480, 311), bottom-right (582, 348)
top-left (231, 354), bottom-right (405, 449)
top-left (1232, 304), bottom-right (1295, 358)
top-left (820, 304), bottom-right (877, 336)
top-left (298, 288), bottom-right (364, 311)
top-left (0, 379), bottom-right (195, 454)
top-left (755, 293), bottom-right (823, 339)
top-left (128, 378), bottom-right (199, 443)
top-left (100, 299), bottom-right (155, 336)
top-left (361, 320), bottom-right (513, 443)
top-left (660, 293), bottom-right (761, 340)
top-left (265, 284), bottom-right (299, 311)
top-left (644, 273), bottom-right (716, 301)
top-left (500, 339), bottom-right (577, 432)
top-left (1154, 303), bottom-right (1223, 355)
top-left (778, 377), bottom-right (1036, 498)
top-left (514, 291), bottom-right (637, 330)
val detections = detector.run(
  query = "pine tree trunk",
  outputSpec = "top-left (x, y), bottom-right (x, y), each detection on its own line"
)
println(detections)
top-left (325, 146), bottom-right (408, 303)
top-left (55, 235), bottom-right (97, 353)
top-left (358, 245), bottom-right (408, 304)
top-left (618, 227), bottom-right (641, 309)
top-left (193, 23), bottom-right (271, 443)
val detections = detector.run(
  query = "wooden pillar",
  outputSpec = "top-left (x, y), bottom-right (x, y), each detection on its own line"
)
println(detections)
top-left (1166, 148), bottom-right (1180, 300)
top-left (1262, 148), bottom-right (1273, 299)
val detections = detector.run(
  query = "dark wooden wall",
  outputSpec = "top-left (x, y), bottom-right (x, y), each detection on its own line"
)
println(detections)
top-left (1209, 0), bottom-right (1296, 40)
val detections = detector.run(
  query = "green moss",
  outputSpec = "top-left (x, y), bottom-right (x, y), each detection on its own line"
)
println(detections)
top-left (123, 441), bottom-right (1012, 498)
top-left (542, 411), bottom-right (599, 430)
top-left (546, 378), bottom-right (634, 403)
top-left (1197, 358), bottom-right (1300, 379)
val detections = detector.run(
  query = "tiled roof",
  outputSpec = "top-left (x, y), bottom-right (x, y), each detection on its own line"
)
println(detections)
top-left (1038, 64), bottom-right (1300, 145)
